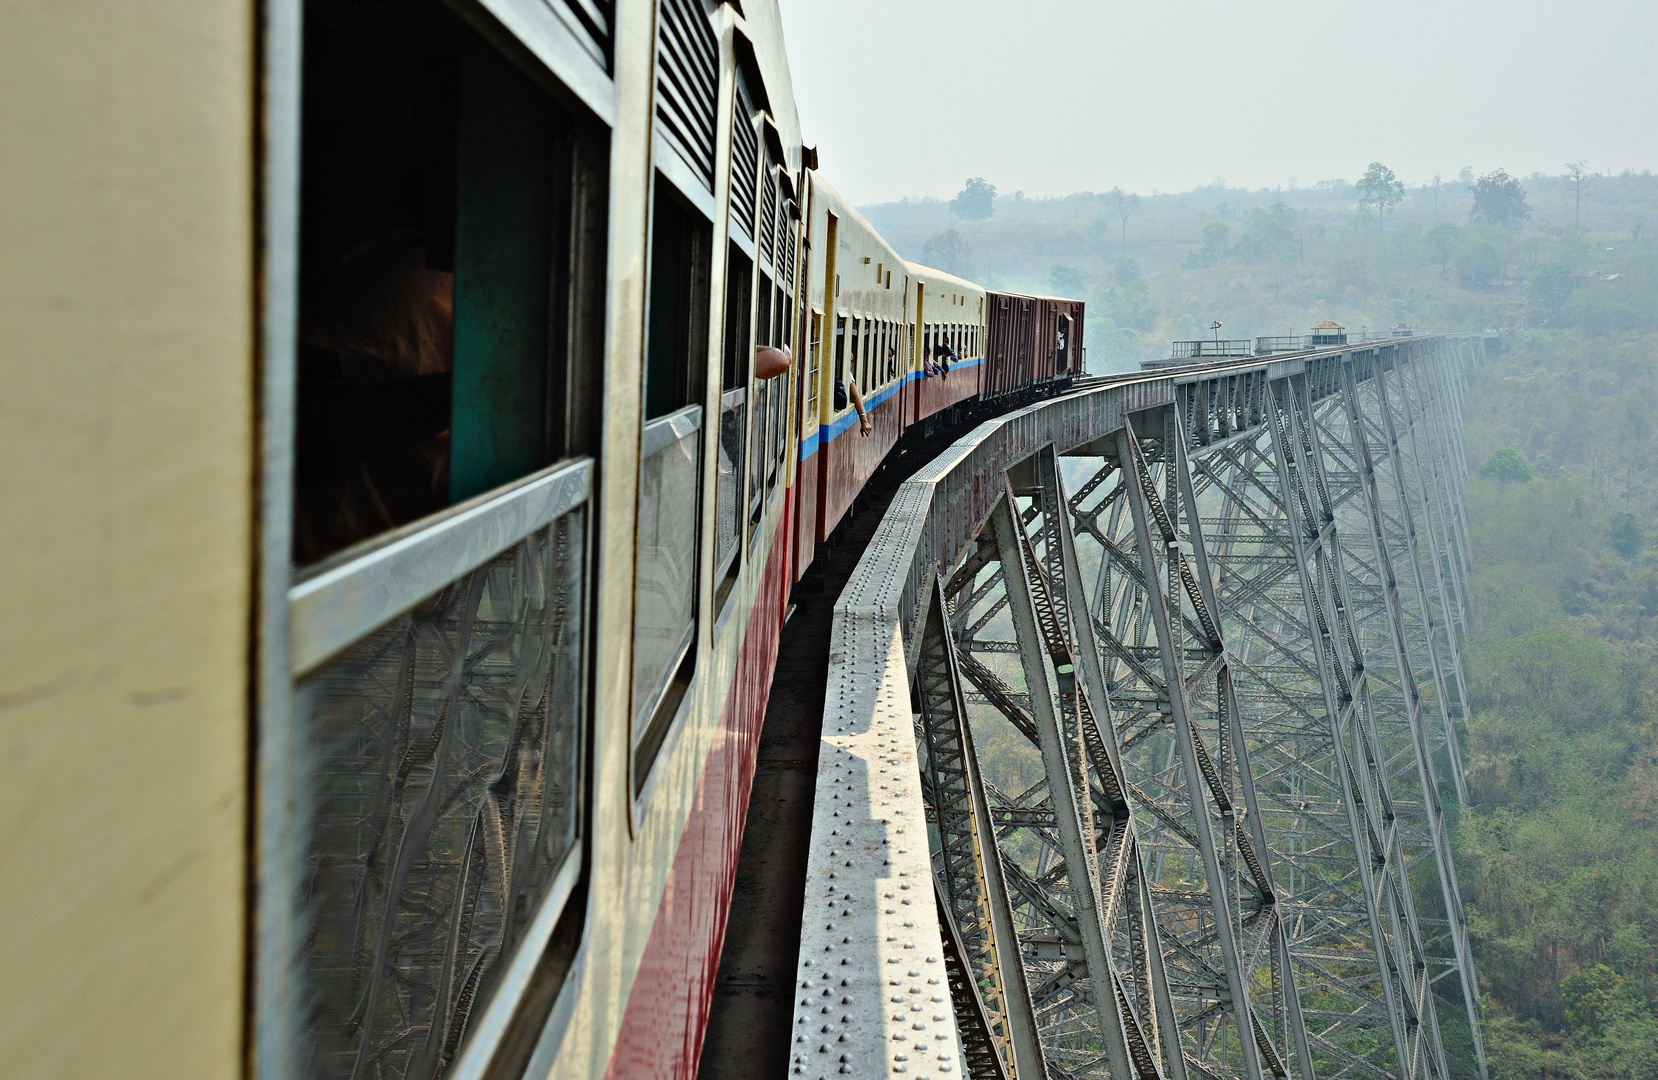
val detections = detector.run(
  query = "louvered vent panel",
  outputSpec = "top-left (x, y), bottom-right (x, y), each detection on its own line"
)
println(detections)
top-left (729, 84), bottom-right (759, 239)
top-left (782, 218), bottom-right (795, 288)
top-left (655, 0), bottom-right (718, 191)
top-left (759, 165), bottom-right (778, 266)
top-left (556, 0), bottom-right (613, 69)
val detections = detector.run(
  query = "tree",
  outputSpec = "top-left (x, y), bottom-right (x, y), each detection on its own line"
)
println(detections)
top-left (950, 177), bottom-right (996, 221)
top-left (1107, 186), bottom-right (1140, 242)
top-left (1525, 262), bottom-right (1574, 326)
top-left (1427, 222), bottom-right (1460, 271)
top-left (1431, 173), bottom-right (1443, 219)
top-left (1564, 160), bottom-right (1596, 228)
top-left (1234, 201), bottom-right (1299, 263)
top-left (1047, 264), bottom-right (1086, 298)
top-left (1478, 446), bottom-right (1532, 484)
top-left (1182, 219), bottom-right (1230, 269)
top-left (1469, 169), bottom-right (1531, 229)
top-left (1561, 965), bottom-right (1630, 1034)
top-left (1355, 162), bottom-right (1404, 228)
top-left (1609, 512), bottom-right (1642, 558)
top-left (1456, 239), bottom-right (1503, 287)
top-left (920, 229), bottom-right (975, 277)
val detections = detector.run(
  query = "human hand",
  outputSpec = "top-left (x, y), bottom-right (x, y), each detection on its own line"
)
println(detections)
top-left (859, 413), bottom-right (872, 437)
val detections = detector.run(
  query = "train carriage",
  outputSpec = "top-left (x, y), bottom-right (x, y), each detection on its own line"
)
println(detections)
top-left (984, 289), bottom-right (1086, 400)
top-left (797, 177), bottom-right (911, 554)
top-left (905, 262), bottom-right (988, 424)
top-left (1, 0), bottom-right (1082, 1077)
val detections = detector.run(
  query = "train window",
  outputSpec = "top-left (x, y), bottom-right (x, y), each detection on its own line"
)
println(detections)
top-left (808, 311), bottom-right (822, 418)
top-left (849, 318), bottom-right (862, 391)
top-left (289, 3), bottom-right (607, 1079)
top-left (634, 172), bottom-right (711, 790)
top-left (833, 315), bottom-right (847, 410)
top-left (716, 242), bottom-right (752, 609)
top-left (749, 270), bottom-right (773, 528)
top-left (863, 320), bottom-right (872, 389)
top-left (293, 0), bottom-right (606, 564)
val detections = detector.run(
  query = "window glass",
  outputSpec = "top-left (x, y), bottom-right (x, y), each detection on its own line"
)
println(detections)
top-left (634, 173), bottom-right (710, 784)
top-left (294, 3), bottom-right (597, 564)
top-left (716, 242), bottom-right (751, 592)
top-left (290, 3), bottom-right (603, 1076)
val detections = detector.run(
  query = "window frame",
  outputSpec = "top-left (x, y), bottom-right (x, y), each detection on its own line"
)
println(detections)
top-left (259, 2), bottom-right (616, 1078)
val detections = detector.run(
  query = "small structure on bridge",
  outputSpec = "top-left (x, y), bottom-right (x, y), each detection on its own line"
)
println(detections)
top-left (1310, 319), bottom-right (1348, 347)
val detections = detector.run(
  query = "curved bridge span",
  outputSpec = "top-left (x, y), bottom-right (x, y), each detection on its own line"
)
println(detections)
top-left (790, 336), bottom-right (1485, 1080)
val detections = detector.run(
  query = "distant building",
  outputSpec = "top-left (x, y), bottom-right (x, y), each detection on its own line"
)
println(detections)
top-left (1311, 320), bottom-right (1347, 347)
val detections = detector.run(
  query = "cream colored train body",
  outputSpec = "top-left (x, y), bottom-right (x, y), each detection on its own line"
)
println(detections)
top-left (0, 2), bottom-right (1081, 1079)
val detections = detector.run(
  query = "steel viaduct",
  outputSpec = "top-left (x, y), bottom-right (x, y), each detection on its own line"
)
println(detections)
top-left (704, 334), bottom-right (1488, 1080)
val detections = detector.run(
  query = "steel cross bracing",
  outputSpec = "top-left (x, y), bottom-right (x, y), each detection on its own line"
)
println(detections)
top-left (791, 336), bottom-right (1485, 1080)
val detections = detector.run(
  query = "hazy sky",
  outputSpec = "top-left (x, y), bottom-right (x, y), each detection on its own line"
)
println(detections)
top-left (774, 0), bottom-right (1658, 205)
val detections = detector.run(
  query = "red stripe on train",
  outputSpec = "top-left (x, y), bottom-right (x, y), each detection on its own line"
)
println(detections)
top-left (603, 508), bottom-right (791, 1080)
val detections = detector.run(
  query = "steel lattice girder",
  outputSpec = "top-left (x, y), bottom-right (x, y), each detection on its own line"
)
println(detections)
top-left (793, 336), bottom-right (1486, 1080)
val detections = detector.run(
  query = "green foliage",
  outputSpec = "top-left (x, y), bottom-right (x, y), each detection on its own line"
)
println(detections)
top-left (920, 229), bottom-right (975, 278)
top-left (1428, 222), bottom-right (1460, 270)
top-left (860, 169), bottom-right (1658, 371)
top-left (1456, 330), bottom-right (1658, 1075)
top-left (1561, 965), bottom-right (1632, 1034)
top-left (1457, 239), bottom-right (1504, 287)
top-left (1608, 512), bottom-right (1641, 558)
top-left (1234, 201), bottom-right (1300, 263)
top-left (1047, 263), bottom-right (1087, 298)
top-left (1479, 445), bottom-right (1533, 483)
top-left (1356, 161), bottom-right (1405, 227)
top-left (950, 176), bottom-right (996, 221)
top-left (1470, 169), bottom-right (1533, 229)
top-left (1527, 262), bottom-right (1575, 326)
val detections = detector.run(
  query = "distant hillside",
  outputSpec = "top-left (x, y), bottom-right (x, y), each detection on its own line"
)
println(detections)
top-left (860, 172), bottom-right (1658, 373)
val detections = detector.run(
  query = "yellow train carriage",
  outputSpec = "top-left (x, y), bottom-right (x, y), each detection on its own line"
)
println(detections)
top-left (795, 174), bottom-right (911, 552)
top-left (904, 261), bottom-right (988, 423)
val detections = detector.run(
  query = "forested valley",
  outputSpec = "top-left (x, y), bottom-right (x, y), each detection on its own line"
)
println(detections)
top-left (868, 170), bottom-right (1658, 1077)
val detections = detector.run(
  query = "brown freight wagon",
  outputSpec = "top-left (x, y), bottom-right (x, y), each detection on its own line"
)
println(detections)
top-left (984, 290), bottom-right (1085, 400)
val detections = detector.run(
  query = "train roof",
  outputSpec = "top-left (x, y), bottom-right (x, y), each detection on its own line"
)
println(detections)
top-left (987, 288), bottom-right (1086, 305)
top-left (903, 261), bottom-right (985, 297)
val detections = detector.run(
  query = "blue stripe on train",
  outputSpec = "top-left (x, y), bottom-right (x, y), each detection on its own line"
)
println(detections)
top-left (797, 357), bottom-right (985, 461)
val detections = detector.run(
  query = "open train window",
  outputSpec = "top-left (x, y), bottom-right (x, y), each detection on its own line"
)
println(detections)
top-left (807, 310), bottom-right (822, 418)
top-left (293, 0), bottom-right (605, 564)
top-left (286, 3), bottom-right (609, 1079)
top-left (833, 314), bottom-right (847, 411)
top-left (716, 241), bottom-right (752, 612)
top-left (634, 172), bottom-right (711, 791)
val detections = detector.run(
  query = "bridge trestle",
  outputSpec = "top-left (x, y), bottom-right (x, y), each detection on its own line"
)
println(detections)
top-left (792, 337), bottom-right (1485, 1080)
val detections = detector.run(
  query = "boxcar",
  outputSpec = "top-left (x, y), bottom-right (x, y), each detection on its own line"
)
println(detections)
top-left (984, 290), bottom-right (1087, 400)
